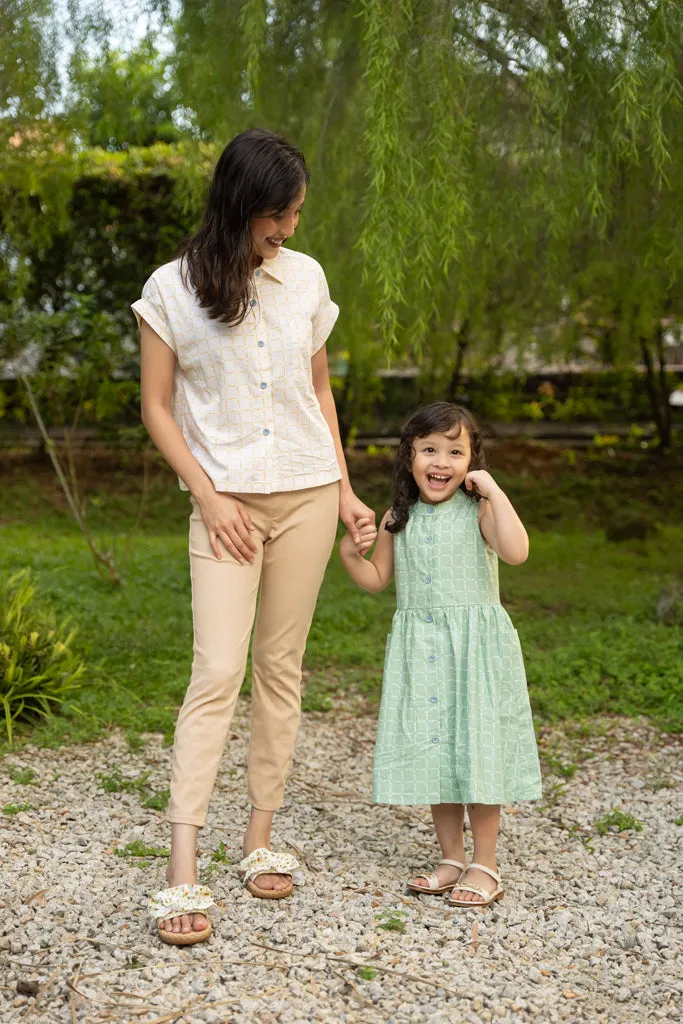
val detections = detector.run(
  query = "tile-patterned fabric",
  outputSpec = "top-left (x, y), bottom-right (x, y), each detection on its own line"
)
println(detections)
top-left (131, 248), bottom-right (342, 493)
top-left (373, 489), bottom-right (542, 806)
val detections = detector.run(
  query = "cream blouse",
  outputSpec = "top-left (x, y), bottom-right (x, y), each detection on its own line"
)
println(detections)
top-left (132, 247), bottom-right (342, 494)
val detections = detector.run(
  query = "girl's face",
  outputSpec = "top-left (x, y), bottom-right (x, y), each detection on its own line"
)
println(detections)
top-left (411, 428), bottom-right (471, 504)
top-left (250, 187), bottom-right (306, 264)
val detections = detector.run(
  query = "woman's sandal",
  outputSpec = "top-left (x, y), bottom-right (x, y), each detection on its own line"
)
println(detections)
top-left (149, 884), bottom-right (215, 945)
top-left (447, 863), bottom-right (504, 908)
top-left (237, 847), bottom-right (303, 900)
top-left (407, 858), bottom-right (466, 895)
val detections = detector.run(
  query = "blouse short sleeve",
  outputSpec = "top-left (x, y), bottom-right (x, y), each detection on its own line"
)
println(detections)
top-left (311, 264), bottom-right (339, 355)
top-left (131, 274), bottom-right (176, 354)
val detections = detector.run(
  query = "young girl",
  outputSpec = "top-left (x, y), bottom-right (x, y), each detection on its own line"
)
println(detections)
top-left (134, 129), bottom-right (373, 944)
top-left (340, 402), bottom-right (542, 907)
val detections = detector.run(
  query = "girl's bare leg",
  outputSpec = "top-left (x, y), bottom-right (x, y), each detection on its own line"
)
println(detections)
top-left (449, 804), bottom-right (501, 902)
top-left (158, 824), bottom-right (209, 936)
top-left (411, 803), bottom-right (467, 889)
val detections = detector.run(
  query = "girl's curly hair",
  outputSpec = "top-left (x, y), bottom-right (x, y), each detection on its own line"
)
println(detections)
top-left (386, 402), bottom-right (486, 535)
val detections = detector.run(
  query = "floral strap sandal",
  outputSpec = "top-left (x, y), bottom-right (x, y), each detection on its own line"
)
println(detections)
top-left (237, 848), bottom-right (304, 900)
top-left (407, 858), bottom-right (466, 895)
top-left (447, 863), bottom-right (504, 908)
top-left (149, 884), bottom-right (215, 945)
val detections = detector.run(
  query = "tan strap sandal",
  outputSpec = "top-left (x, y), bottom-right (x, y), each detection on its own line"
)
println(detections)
top-left (237, 848), bottom-right (303, 900)
top-left (407, 858), bottom-right (466, 895)
top-left (447, 863), bottom-right (504, 908)
top-left (149, 884), bottom-right (214, 945)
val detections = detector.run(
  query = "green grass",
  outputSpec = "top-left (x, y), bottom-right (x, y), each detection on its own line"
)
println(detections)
top-left (210, 841), bottom-right (231, 863)
top-left (374, 910), bottom-right (408, 933)
top-left (2, 802), bottom-right (34, 815)
top-left (0, 447), bottom-right (682, 750)
top-left (594, 809), bottom-right (644, 836)
top-left (7, 764), bottom-right (36, 785)
top-left (96, 767), bottom-right (169, 810)
top-left (114, 840), bottom-right (169, 858)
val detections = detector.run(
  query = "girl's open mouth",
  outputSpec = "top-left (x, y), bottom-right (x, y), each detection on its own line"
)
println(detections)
top-left (427, 473), bottom-right (451, 489)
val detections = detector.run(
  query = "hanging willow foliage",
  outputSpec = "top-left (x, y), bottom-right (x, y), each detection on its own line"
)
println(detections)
top-left (3, 1), bottom-right (683, 441)
top-left (168, 2), bottom-right (683, 365)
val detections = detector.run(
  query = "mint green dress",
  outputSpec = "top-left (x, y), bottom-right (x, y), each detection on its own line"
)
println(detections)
top-left (372, 489), bottom-right (542, 806)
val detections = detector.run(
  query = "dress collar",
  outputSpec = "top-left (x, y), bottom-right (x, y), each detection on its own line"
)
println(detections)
top-left (413, 489), bottom-right (467, 515)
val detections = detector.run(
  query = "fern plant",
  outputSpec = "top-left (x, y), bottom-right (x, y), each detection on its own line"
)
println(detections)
top-left (0, 570), bottom-right (86, 743)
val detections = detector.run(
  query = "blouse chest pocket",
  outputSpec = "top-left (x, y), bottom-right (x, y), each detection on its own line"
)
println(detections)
top-left (269, 311), bottom-right (313, 381)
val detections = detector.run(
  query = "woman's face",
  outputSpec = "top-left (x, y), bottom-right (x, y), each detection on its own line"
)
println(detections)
top-left (250, 186), bottom-right (306, 263)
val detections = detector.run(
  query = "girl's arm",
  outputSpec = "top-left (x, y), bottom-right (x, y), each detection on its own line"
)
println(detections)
top-left (140, 321), bottom-right (257, 563)
top-left (466, 471), bottom-right (529, 565)
top-left (311, 345), bottom-right (375, 544)
top-left (340, 510), bottom-right (395, 593)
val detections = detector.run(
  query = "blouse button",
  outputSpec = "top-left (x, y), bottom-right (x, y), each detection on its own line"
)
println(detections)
top-left (428, 654), bottom-right (436, 663)
top-left (255, 269), bottom-right (261, 276)
top-left (432, 736), bottom-right (440, 744)
top-left (425, 536), bottom-right (432, 543)
top-left (257, 340), bottom-right (265, 348)
top-left (263, 428), bottom-right (270, 436)
top-left (426, 614), bottom-right (433, 623)
top-left (260, 382), bottom-right (268, 390)
top-left (427, 506), bottom-right (435, 514)
top-left (424, 575), bottom-right (431, 584)
top-left (430, 696), bottom-right (438, 704)
top-left (250, 298), bottom-right (258, 307)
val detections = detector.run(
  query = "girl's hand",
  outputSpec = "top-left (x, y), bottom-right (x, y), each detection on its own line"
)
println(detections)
top-left (339, 489), bottom-right (376, 545)
top-left (355, 517), bottom-right (378, 556)
top-left (465, 470), bottom-right (500, 499)
top-left (198, 491), bottom-right (258, 563)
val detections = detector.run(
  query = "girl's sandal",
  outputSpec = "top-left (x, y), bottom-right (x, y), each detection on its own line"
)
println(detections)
top-left (149, 884), bottom-right (215, 945)
top-left (237, 848), bottom-right (303, 900)
top-left (407, 858), bottom-right (466, 895)
top-left (447, 863), bottom-right (504, 908)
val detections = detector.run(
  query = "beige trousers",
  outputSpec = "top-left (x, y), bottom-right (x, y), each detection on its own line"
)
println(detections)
top-left (167, 483), bottom-right (339, 826)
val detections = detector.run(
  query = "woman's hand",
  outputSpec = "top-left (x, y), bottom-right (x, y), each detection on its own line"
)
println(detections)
top-left (339, 489), bottom-right (376, 545)
top-left (198, 491), bottom-right (258, 563)
top-left (465, 470), bottom-right (500, 500)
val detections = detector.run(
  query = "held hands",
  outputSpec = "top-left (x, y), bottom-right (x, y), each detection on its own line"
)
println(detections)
top-left (339, 489), bottom-right (376, 549)
top-left (465, 470), bottom-right (500, 499)
top-left (353, 517), bottom-right (378, 556)
top-left (198, 491), bottom-right (258, 563)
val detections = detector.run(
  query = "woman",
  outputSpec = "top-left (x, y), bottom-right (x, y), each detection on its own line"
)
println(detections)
top-left (134, 129), bottom-right (373, 945)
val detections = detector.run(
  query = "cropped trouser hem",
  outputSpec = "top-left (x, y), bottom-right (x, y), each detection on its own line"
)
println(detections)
top-left (167, 483), bottom-right (339, 828)
top-left (166, 814), bottom-right (207, 828)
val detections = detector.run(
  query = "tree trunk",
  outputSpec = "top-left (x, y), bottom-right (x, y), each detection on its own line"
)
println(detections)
top-left (639, 330), bottom-right (672, 450)
top-left (336, 361), bottom-right (353, 449)
top-left (446, 321), bottom-right (470, 401)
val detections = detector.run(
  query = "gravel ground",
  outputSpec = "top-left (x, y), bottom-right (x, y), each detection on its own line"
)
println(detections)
top-left (1, 710), bottom-right (681, 1024)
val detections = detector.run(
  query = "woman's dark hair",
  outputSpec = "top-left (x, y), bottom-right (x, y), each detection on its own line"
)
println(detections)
top-left (181, 128), bottom-right (310, 324)
top-left (386, 402), bottom-right (486, 534)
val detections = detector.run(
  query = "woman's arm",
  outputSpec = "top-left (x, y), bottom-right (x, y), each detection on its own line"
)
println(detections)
top-left (140, 321), bottom-right (257, 562)
top-left (339, 510), bottom-right (395, 594)
top-left (311, 344), bottom-right (375, 543)
top-left (467, 470), bottom-right (529, 565)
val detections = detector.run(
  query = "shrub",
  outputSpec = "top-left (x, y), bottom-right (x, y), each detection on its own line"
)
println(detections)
top-left (0, 570), bottom-right (86, 743)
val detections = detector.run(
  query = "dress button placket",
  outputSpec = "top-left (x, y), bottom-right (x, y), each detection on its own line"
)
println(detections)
top-left (425, 506), bottom-right (439, 749)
